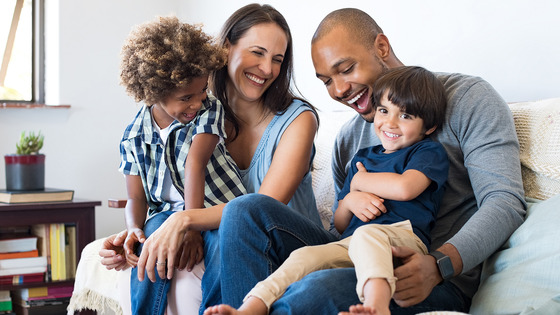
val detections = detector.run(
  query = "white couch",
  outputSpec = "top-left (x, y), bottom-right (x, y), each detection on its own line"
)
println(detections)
top-left (69, 98), bottom-right (560, 315)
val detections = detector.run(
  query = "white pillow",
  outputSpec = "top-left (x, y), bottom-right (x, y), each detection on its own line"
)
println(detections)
top-left (470, 194), bottom-right (560, 315)
top-left (509, 98), bottom-right (560, 200)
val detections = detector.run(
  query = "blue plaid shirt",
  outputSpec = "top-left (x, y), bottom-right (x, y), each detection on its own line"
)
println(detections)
top-left (119, 94), bottom-right (246, 219)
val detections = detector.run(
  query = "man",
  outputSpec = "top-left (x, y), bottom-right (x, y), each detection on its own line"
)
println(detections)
top-left (268, 8), bottom-right (526, 314)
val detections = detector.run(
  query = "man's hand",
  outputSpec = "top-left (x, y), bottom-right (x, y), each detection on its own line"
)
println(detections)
top-left (99, 230), bottom-right (132, 271)
top-left (391, 246), bottom-right (441, 307)
top-left (175, 230), bottom-right (204, 272)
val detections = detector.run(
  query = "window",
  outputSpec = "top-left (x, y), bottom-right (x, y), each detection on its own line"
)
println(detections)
top-left (0, 0), bottom-right (43, 104)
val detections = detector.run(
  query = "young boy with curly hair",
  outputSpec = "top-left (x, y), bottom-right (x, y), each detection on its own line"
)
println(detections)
top-left (118, 16), bottom-right (245, 315)
top-left (204, 66), bottom-right (449, 315)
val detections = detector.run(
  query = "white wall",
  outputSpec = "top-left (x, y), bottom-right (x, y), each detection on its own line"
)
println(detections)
top-left (0, 0), bottom-right (559, 238)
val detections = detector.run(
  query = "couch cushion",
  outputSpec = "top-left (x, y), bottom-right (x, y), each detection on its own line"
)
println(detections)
top-left (470, 193), bottom-right (560, 314)
top-left (509, 98), bottom-right (560, 200)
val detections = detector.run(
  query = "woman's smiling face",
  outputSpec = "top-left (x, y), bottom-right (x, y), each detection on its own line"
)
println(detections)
top-left (226, 22), bottom-right (288, 104)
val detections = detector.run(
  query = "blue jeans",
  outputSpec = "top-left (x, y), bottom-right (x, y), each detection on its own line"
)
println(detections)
top-left (200, 193), bottom-right (339, 313)
top-left (270, 268), bottom-right (471, 314)
top-left (130, 211), bottom-right (173, 315)
top-left (131, 211), bottom-right (219, 315)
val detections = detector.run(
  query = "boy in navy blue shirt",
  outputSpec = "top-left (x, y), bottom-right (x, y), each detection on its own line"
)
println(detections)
top-left (204, 66), bottom-right (448, 315)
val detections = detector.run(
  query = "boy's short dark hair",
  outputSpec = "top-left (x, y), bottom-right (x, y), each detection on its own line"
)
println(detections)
top-left (372, 66), bottom-right (447, 132)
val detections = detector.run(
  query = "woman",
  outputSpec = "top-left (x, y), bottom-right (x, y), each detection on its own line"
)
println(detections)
top-left (100, 4), bottom-right (332, 314)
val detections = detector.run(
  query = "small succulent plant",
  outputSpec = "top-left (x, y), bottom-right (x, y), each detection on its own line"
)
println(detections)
top-left (16, 131), bottom-right (44, 155)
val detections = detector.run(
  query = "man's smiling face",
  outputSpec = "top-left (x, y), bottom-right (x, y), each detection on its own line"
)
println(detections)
top-left (311, 27), bottom-right (388, 122)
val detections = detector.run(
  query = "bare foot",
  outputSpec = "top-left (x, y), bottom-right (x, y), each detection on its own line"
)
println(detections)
top-left (203, 304), bottom-right (240, 315)
top-left (338, 303), bottom-right (390, 315)
top-left (203, 297), bottom-right (268, 315)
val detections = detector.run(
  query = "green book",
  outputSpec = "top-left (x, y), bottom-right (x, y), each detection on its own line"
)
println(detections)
top-left (0, 299), bottom-right (12, 312)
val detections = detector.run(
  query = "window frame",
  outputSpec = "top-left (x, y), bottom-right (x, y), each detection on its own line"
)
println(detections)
top-left (0, 0), bottom-right (64, 108)
top-left (32, 0), bottom-right (45, 104)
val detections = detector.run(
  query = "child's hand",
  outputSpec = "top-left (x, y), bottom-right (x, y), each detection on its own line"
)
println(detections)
top-left (99, 230), bottom-right (131, 271)
top-left (344, 191), bottom-right (386, 222)
top-left (123, 228), bottom-right (144, 267)
top-left (175, 230), bottom-right (204, 272)
top-left (356, 161), bottom-right (367, 172)
top-left (350, 161), bottom-right (368, 191)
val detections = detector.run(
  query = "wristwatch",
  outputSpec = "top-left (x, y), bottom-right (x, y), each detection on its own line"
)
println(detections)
top-left (429, 251), bottom-right (454, 282)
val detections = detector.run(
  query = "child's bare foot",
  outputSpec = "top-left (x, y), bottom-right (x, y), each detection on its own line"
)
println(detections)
top-left (203, 297), bottom-right (268, 315)
top-left (203, 304), bottom-right (241, 315)
top-left (338, 303), bottom-right (390, 315)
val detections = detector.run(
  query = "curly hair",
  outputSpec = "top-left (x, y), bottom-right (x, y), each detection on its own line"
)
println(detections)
top-left (120, 16), bottom-right (227, 105)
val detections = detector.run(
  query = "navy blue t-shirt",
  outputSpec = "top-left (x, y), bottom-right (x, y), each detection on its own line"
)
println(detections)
top-left (337, 138), bottom-right (449, 247)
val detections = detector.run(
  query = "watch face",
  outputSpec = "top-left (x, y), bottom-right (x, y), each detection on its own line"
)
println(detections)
top-left (438, 255), bottom-right (454, 280)
top-left (430, 251), bottom-right (454, 281)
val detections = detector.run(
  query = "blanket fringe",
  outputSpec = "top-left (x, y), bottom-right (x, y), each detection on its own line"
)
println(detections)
top-left (68, 289), bottom-right (123, 315)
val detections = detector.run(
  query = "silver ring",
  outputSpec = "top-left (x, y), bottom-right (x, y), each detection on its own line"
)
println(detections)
top-left (156, 261), bottom-right (166, 266)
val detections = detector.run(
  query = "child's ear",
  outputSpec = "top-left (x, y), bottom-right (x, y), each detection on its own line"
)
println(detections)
top-left (425, 125), bottom-right (437, 136)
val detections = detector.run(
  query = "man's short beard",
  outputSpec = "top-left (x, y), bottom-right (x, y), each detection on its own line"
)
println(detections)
top-left (361, 111), bottom-right (375, 123)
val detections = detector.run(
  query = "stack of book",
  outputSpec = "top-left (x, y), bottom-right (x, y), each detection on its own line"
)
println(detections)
top-left (0, 223), bottom-right (77, 287)
top-left (0, 234), bottom-right (47, 286)
top-left (11, 286), bottom-right (73, 315)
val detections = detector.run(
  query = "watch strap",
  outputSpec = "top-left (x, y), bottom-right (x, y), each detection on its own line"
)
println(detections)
top-left (429, 250), bottom-right (446, 261)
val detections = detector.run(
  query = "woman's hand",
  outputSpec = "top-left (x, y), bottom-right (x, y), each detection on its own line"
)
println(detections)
top-left (136, 211), bottom-right (189, 282)
top-left (99, 230), bottom-right (132, 271)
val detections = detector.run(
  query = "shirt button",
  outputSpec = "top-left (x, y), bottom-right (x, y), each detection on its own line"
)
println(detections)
top-left (159, 170), bottom-right (165, 177)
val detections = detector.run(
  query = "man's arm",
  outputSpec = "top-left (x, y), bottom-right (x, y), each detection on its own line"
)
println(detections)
top-left (393, 77), bottom-right (526, 306)
top-left (442, 79), bottom-right (526, 272)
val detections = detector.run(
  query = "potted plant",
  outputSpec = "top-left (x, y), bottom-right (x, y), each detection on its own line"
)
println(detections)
top-left (4, 131), bottom-right (45, 191)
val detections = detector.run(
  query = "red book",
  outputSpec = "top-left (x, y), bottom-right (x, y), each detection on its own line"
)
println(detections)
top-left (0, 249), bottom-right (38, 259)
top-left (0, 272), bottom-right (44, 285)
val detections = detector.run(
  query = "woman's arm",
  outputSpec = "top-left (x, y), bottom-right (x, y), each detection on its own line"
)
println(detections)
top-left (257, 110), bottom-right (317, 203)
top-left (139, 110), bottom-right (317, 281)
